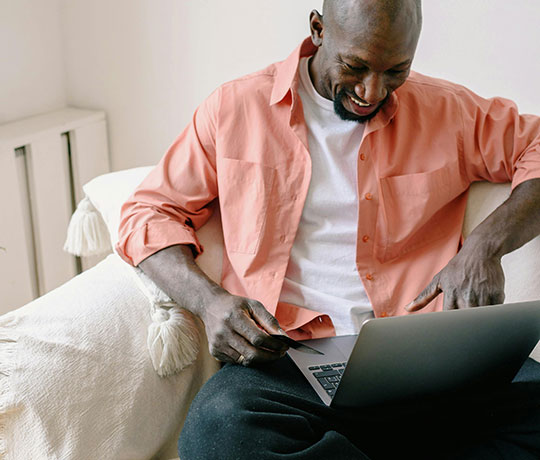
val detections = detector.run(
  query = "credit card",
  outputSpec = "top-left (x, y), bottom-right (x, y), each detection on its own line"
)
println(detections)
top-left (271, 334), bottom-right (324, 355)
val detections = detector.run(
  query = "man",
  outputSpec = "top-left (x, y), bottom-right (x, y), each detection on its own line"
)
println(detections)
top-left (117, 0), bottom-right (540, 457)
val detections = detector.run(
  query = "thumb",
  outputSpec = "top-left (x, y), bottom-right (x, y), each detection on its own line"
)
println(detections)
top-left (247, 300), bottom-right (284, 335)
top-left (406, 276), bottom-right (442, 312)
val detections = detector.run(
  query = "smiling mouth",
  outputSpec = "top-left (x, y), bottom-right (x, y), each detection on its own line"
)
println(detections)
top-left (349, 95), bottom-right (371, 107)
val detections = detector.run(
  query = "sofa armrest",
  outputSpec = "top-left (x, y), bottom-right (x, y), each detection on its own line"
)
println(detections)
top-left (464, 182), bottom-right (540, 361)
top-left (0, 254), bottom-right (219, 460)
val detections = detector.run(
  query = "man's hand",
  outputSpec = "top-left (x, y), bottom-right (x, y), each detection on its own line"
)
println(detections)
top-left (405, 239), bottom-right (505, 312)
top-left (406, 179), bottom-right (540, 312)
top-left (202, 291), bottom-right (289, 366)
top-left (138, 244), bottom-right (289, 367)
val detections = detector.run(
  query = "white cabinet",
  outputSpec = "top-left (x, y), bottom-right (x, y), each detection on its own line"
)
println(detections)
top-left (0, 108), bottom-right (110, 314)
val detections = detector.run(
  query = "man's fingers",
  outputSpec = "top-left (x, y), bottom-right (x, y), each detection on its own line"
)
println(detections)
top-left (456, 287), bottom-right (504, 309)
top-left (245, 300), bottom-right (289, 351)
top-left (229, 333), bottom-right (285, 366)
top-left (476, 290), bottom-right (492, 308)
top-left (406, 277), bottom-right (442, 312)
top-left (443, 290), bottom-right (458, 310)
top-left (247, 300), bottom-right (283, 334)
top-left (206, 294), bottom-right (288, 363)
top-left (488, 290), bottom-right (505, 306)
top-left (233, 302), bottom-right (288, 353)
top-left (209, 332), bottom-right (283, 366)
top-left (457, 290), bottom-right (478, 309)
top-left (477, 288), bottom-right (504, 307)
top-left (210, 343), bottom-right (243, 364)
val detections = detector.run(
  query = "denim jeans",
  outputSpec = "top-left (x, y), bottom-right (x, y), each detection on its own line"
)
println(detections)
top-left (179, 355), bottom-right (540, 459)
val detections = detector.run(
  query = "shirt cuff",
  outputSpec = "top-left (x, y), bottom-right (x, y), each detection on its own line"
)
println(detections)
top-left (115, 221), bottom-right (204, 266)
top-left (511, 149), bottom-right (540, 190)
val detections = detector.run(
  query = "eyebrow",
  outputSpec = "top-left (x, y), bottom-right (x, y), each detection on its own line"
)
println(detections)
top-left (342, 55), bottom-right (412, 68)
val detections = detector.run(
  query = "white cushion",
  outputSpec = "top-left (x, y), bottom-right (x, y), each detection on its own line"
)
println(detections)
top-left (83, 166), bottom-right (153, 250)
top-left (0, 254), bottom-right (219, 460)
top-left (83, 166), bottom-right (224, 283)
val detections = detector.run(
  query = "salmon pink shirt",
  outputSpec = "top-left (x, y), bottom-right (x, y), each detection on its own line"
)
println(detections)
top-left (116, 38), bottom-right (540, 340)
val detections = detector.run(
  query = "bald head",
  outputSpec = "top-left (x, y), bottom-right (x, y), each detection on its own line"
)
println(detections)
top-left (322, 0), bottom-right (422, 40)
top-left (322, 0), bottom-right (422, 26)
top-left (308, 0), bottom-right (422, 122)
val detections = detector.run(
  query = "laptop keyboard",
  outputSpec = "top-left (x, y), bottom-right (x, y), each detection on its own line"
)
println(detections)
top-left (308, 362), bottom-right (347, 397)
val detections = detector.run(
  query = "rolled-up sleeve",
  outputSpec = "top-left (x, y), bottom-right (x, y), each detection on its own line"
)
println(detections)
top-left (116, 88), bottom-right (220, 266)
top-left (458, 88), bottom-right (540, 188)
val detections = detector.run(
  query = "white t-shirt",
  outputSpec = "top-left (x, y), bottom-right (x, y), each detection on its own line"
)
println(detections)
top-left (278, 57), bottom-right (373, 336)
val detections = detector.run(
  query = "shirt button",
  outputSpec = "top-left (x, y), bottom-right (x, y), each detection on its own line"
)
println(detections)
top-left (365, 193), bottom-right (373, 200)
top-left (362, 235), bottom-right (370, 243)
top-left (279, 235), bottom-right (286, 243)
top-left (360, 153), bottom-right (366, 161)
top-left (366, 273), bottom-right (374, 281)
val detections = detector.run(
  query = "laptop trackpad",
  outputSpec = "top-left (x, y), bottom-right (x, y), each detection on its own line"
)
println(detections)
top-left (287, 337), bottom-right (350, 367)
top-left (331, 335), bottom-right (358, 361)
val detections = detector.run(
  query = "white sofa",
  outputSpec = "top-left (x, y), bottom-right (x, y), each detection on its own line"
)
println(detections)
top-left (1, 168), bottom-right (539, 460)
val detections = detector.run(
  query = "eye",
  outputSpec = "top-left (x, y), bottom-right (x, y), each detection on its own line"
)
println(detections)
top-left (341, 62), bottom-right (365, 72)
top-left (387, 68), bottom-right (408, 76)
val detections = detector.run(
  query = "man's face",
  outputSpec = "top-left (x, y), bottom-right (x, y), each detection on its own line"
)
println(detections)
top-left (309, 5), bottom-right (420, 123)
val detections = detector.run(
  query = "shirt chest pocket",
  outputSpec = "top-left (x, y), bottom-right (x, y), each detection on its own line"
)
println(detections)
top-left (375, 160), bottom-right (467, 263)
top-left (218, 158), bottom-right (276, 254)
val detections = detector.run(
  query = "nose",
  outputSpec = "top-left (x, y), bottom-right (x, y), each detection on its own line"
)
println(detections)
top-left (354, 73), bottom-right (387, 105)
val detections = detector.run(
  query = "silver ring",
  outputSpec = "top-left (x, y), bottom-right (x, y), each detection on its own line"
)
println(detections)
top-left (236, 354), bottom-right (245, 365)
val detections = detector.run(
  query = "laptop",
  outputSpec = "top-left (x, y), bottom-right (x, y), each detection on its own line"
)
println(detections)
top-left (286, 300), bottom-right (540, 408)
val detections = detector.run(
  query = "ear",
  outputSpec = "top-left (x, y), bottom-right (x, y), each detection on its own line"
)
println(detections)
top-left (309, 10), bottom-right (324, 47)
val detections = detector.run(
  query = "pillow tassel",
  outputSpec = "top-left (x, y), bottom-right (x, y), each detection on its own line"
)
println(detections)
top-left (63, 196), bottom-right (112, 257)
top-left (130, 267), bottom-right (200, 377)
top-left (147, 306), bottom-right (200, 377)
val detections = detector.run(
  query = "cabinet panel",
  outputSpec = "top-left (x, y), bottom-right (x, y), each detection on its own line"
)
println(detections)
top-left (0, 108), bottom-right (110, 314)
top-left (0, 146), bottom-right (37, 313)
top-left (27, 134), bottom-right (77, 295)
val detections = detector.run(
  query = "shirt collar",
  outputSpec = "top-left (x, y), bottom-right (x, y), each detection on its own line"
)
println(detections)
top-left (271, 37), bottom-right (400, 130)
top-left (270, 37), bottom-right (317, 106)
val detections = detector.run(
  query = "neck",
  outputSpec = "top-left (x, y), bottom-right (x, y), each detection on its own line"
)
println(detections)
top-left (308, 51), bottom-right (331, 100)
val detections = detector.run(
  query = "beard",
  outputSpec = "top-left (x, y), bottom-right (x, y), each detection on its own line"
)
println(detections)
top-left (333, 89), bottom-right (389, 123)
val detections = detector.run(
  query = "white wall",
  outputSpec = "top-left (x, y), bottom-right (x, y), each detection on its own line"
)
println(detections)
top-left (0, 0), bottom-right (66, 125)
top-left (59, 0), bottom-right (540, 171)
top-left (60, 0), bottom-right (323, 170)
top-left (415, 1), bottom-right (540, 115)
top-left (2, 1), bottom-right (539, 170)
